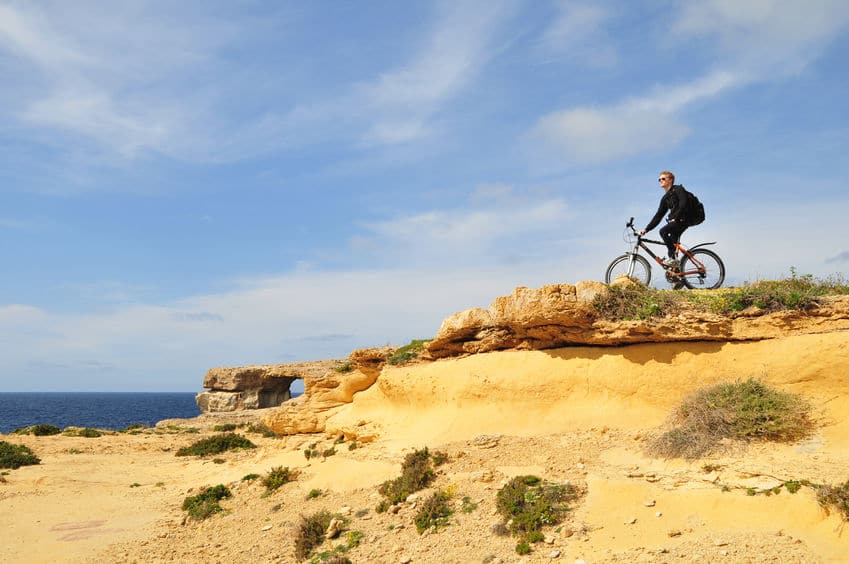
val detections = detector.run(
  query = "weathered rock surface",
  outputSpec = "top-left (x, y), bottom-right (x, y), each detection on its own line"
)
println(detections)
top-left (424, 283), bottom-right (849, 359)
top-left (260, 347), bottom-right (393, 435)
top-left (197, 359), bottom-right (343, 412)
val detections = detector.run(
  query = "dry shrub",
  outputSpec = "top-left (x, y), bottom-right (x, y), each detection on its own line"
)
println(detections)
top-left (647, 378), bottom-right (814, 459)
top-left (294, 510), bottom-right (332, 560)
top-left (817, 480), bottom-right (849, 521)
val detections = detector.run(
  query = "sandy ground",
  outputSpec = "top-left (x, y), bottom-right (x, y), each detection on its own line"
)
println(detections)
top-left (3, 334), bottom-right (849, 563)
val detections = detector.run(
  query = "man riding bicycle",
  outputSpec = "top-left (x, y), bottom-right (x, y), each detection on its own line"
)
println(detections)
top-left (639, 170), bottom-right (690, 268)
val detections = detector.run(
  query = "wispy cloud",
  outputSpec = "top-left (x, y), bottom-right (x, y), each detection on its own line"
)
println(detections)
top-left (537, 0), bottom-right (616, 67)
top-left (356, 0), bottom-right (516, 146)
top-left (672, 0), bottom-right (849, 75)
top-left (529, 70), bottom-right (741, 164)
top-left (525, 1), bottom-right (849, 166)
top-left (352, 187), bottom-right (571, 264)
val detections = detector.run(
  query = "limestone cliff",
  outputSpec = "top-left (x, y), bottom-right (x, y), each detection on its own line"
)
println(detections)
top-left (193, 281), bottom-right (849, 440)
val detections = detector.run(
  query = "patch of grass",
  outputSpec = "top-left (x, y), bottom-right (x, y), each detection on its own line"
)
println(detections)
top-left (175, 433), bottom-right (256, 457)
top-left (263, 466), bottom-right (297, 493)
top-left (13, 424), bottom-right (61, 436)
top-left (710, 270), bottom-right (849, 313)
top-left (242, 473), bottom-right (260, 481)
top-left (0, 441), bottom-right (41, 469)
top-left (307, 488), bottom-right (323, 499)
top-left (387, 339), bottom-right (430, 365)
top-left (182, 484), bottom-right (232, 521)
top-left (121, 423), bottom-right (148, 433)
top-left (414, 490), bottom-right (453, 534)
top-left (593, 284), bottom-right (683, 320)
top-left (816, 480), bottom-right (849, 521)
top-left (348, 441), bottom-right (358, 451)
top-left (646, 378), bottom-right (814, 459)
top-left (213, 423), bottom-right (238, 432)
top-left (322, 447), bottom-right (337, 458)
top-left (304, 448), bottom-right (320, 460)
top-left (78, 428), bottom-right (102, 438)
top-left (294, 510), bottom-right (333, 560)
top-left (335, 361), bottom-right (353, 373)
top-left (377, 447), bottom-right (447, 506)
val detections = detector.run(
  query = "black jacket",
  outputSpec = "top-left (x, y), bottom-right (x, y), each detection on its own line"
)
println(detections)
top-left (644, 184), bottom-right (688, 232)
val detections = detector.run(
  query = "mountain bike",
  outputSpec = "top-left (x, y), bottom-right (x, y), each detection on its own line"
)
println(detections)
top-left (605, 218), bottom-right (725, 289)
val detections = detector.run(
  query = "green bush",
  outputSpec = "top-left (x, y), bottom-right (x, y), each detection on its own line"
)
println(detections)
top-left (377, 447), bottom-right (447, 506)
top-left (182, 484), bottom-right (232, 520)
top-left (0, 441), bottom-right (41, 469)
top-left (242, 473), bottom-right (260, 481)
top-left (176, 433), bottom-right (256, 457)
top-left (414, 490), bottom-right (452, 533)
top-left (79, 428), bottom-right (102, 438)
top-left (13, 424), bottom-right (61, 436)
top-left (294, 510), bottom-right (333, 560)
top-left (647, 378), bottom-right (814, 459)
top-left (496, 473), bottom-right (580, 556)
top-left (263, 466), bottom-right (297, 493)
top-left (213, 423), bottom-right (238, 432)
top-left (387, 339), bottom-right (430, 365)
top-left (496, 475), bottom-right (576, 536)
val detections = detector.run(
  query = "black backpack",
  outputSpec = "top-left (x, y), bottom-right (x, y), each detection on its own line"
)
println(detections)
top-left (678, 185), bottom-right (705, 226)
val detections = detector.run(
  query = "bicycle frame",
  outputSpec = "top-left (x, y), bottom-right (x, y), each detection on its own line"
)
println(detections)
top-left (622, 219), bottom-right (716, 280)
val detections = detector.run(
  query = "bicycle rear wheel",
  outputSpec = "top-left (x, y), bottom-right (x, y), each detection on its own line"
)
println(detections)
top-left (605, 254), bottom-right (651, 285)
top-left (680, 249), bottom-right (725, 289)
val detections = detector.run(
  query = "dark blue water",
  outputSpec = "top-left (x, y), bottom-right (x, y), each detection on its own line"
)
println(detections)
top-left (0, 392), bottom-right (202, 434)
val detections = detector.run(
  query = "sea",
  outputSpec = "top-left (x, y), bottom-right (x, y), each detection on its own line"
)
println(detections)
top-left (0, 392), bottom-right (202, 434)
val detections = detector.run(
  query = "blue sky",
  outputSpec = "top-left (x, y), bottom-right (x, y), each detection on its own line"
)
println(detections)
top-left (1, 0), bottom-right (848, 391)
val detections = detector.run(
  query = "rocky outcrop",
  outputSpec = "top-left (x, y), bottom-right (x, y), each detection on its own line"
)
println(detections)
top-left (196, 359), bottom-right (343, 412)
top-left (260, 347), bottom-right (393, 435)
top-left (424, 282), bottom-right (849, 359)
top-left (206, 281), bottom-right (849, 438)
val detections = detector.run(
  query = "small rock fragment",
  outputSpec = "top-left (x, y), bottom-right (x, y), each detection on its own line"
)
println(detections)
top-left (644, 499), bottom-right (656, 507)
top-left (549, 549), bottom-right (561, 558)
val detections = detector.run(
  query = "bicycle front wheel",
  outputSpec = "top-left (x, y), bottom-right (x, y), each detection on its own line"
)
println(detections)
top-left (605, 254), bottom-right (651, 285)
top-left (680, 249), bottom-right (725, 290)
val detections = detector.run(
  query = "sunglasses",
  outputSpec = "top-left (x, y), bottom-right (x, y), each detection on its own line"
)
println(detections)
top-left (658, 177), bottom-right (670, 182)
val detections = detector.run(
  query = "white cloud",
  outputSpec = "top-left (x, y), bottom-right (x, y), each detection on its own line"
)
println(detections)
top-left (528, 69), bottom-right (745, 164)
top-left (672, 0), bottom-right (849, 75)
top-left (355, 191), bottom-right (571, 263)
top-left (538, 1), bottom-right (616, 66)
top-left (527, 0), bottom-right (849, 167)
top-left (0, 262), bottom-right (596, 391)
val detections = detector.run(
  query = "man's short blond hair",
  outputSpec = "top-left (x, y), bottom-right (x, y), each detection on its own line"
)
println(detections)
top-left (659, 170), bottom-right (675, 183)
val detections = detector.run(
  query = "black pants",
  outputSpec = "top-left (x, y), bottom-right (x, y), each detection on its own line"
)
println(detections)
top-left (660, 221), bottom-right (688, 259)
